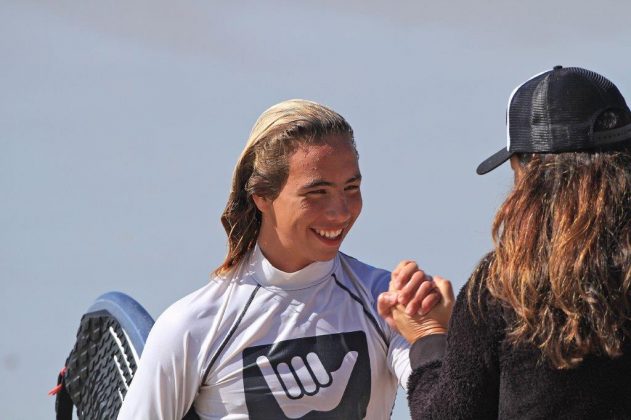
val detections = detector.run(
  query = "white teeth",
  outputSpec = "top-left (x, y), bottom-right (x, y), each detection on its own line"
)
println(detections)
top-left (315, 229), bottom-right (343, 239)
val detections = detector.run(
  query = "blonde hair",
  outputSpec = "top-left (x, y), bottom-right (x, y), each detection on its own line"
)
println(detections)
top-left (216, 99), bottom-right (355, 275)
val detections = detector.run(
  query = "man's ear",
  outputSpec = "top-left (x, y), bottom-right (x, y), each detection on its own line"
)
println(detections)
top-left (251, 194), bottom-right (270, 213)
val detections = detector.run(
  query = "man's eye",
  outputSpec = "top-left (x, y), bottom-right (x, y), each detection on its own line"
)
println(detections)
top-left (345, 185), bottom-right (360, 191)
top-left (307, 189), bottom-right (326, 195)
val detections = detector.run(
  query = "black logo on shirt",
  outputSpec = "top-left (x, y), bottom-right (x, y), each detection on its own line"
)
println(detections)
top-left (242, 331), bottom-right (370, 419)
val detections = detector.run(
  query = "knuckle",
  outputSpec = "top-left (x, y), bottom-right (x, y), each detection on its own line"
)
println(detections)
top-left (396, 259), bottom-right (412, 269)
top-left (411, 270), bottom-right (426, 282)
top-left (401, 260), bottom-right (417, 271)
top-left (421, 280), bottom-right (436, 291)
top-left (400, 290), bottom-right (413, 300)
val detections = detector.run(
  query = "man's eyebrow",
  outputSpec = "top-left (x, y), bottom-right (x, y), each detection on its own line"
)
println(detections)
top-left (301, 173), bottom-right (362, 190)
top-left (346, 173), bottom-right (362, 184)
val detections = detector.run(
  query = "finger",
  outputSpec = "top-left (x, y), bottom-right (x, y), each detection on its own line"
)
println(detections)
top-left (377, 292), bottom-right (398, 317)
top-left (403, 279), bottom-right (436, 315)
top-left (392, 260), bottom-right (416, 278)
top-left (397, 270), bottom-right (428, 306)
top-left (306, 352), bottom-right (332, 386)
top-left (390, 260), bottom-right (417, 291)
top-left (276, 362), bottom-right (301, 397)
top-left (291, 356), bottom-right (317, 394)
top-left (329, 351), bottom-right (358, 387)
top-left (419, 289), bottom-right (441, 316)
top-left (389, 303), bottom-right (411, 321)
top-left (390, 261), bottom-right (420, 291)
top-left (256, 355), bottom-right (289, 394)
top-left (433, 276), bottom-right (455, 302)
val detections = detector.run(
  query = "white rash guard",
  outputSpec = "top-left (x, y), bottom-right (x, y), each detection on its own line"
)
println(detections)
top-left (118, 245), bottom-right (411, 420)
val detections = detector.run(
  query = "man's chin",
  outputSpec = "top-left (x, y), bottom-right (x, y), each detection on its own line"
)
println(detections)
top-left (313, 248), bottom-right (340, 263)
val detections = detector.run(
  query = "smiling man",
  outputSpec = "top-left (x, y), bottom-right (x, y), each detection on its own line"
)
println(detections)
top-left (252, 134), bottom-right (362, 273)
top-left (118, 99), bottom-right (436, 420)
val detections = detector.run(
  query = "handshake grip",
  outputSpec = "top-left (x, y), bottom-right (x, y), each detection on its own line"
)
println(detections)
top-left (255, 351), bottom-right (358, 419)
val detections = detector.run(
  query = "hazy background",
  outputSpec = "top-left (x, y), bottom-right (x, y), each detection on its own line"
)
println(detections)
top-left (2, 1), bottom-right (631, 418)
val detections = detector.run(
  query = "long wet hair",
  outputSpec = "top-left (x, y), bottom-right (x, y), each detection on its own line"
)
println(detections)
top-left (479, 114), bottom-right (631, 369)
top-left (215, 99), bottom-right (355, 276)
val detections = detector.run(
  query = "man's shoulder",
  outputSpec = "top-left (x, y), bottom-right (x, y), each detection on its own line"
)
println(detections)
top-left (156, 273), bottom-right (257, 331)
top-left (339, 252), bottom-right (390, 278)
top-left (338, 252), bottom-right (391, 300)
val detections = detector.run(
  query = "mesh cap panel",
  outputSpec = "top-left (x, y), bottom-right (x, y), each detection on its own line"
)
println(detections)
top-left (477, 66), bottom-right (631, 175)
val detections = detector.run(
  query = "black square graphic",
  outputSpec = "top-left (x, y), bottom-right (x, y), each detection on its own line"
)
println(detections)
top-left (242, 331), bottom-right (370, 419)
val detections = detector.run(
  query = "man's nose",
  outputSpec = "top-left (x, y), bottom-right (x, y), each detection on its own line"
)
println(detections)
top-left (325, 194), bottom-right (351, 222)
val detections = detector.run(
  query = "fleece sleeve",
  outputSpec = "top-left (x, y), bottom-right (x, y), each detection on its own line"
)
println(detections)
top-left (406, 282), bottom-right (503, 420)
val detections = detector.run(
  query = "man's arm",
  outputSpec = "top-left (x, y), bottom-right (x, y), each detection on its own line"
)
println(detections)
top-left (117, 303), bottom-right (204, 420)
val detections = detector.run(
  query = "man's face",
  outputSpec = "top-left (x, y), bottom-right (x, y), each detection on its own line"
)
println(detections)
top-left (254, 135), bottom-right (362, 272)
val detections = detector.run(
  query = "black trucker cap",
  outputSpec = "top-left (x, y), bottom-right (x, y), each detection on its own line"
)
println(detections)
top-left (476, 66), bottom-right (631, 175)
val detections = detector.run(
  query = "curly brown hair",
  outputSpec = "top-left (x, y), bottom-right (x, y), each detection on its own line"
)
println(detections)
top-left (481, 142), bottom-right (631, 369)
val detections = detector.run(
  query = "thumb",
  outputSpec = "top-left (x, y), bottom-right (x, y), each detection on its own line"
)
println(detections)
top-left (377, 292), bottom-right (401, 331)
top-left (377, 291), bottom-right (398, 317)
top-left (433, 276), bottom-right (455, 304)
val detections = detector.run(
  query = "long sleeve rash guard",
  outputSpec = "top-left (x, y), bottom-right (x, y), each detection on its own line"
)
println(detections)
top-left (118, 246), bottom-right (411, 420)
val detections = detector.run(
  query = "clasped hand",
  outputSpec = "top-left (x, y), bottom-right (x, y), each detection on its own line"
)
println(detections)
top-left (377, 260), bottom-right (455, 344)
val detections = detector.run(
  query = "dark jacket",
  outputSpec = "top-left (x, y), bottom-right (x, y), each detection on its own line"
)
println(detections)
top-left (407, 273), bottom-right (631, 419)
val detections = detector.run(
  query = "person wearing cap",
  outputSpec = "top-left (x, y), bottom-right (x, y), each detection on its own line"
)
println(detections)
top-left (378, 66), bottom-right (631, 418)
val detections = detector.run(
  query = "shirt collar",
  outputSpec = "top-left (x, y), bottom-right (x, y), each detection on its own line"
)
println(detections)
top-left (247, 243), bottom-right (336, 290)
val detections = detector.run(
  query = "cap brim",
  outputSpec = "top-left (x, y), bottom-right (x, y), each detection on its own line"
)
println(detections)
top-left (476, 147), bottom-right (512, 175)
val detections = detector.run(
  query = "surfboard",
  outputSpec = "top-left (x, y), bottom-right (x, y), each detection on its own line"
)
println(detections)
top-left (51, 292), bottom-right (154, 419)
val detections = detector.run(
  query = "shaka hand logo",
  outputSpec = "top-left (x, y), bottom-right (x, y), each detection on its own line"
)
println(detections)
top-left (256, 351), bottom-right (357, 417)
top-left (242, 331), bottom-right (370, 419)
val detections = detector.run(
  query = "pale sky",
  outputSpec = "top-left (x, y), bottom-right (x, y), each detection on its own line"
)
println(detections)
top-left (2, 1), bottom-right (631, 418)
